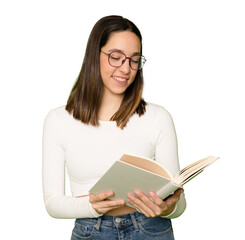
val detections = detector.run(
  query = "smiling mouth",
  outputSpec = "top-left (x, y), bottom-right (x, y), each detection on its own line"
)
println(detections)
top-left (112, 76), bottom-right (128, 82)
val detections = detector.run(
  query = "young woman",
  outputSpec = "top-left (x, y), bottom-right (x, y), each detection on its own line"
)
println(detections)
top-left (43, 15), bottom-right (186, 240)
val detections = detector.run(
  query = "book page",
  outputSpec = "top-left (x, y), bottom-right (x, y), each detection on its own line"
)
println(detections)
top-left (175, 156), bottom-right (219, 185)
top-left (120, 154), bottom-right (173, 180)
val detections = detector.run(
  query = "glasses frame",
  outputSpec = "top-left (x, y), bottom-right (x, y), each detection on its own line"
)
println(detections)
top-left (101, 50), bottom-right (147, 70)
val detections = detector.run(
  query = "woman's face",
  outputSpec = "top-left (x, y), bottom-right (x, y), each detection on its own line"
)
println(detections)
top-left (100, 31), bottom-right (141, 99)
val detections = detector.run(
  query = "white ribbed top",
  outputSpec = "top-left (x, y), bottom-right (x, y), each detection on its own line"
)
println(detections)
top-left (42, 102), bottom-right (186, 219)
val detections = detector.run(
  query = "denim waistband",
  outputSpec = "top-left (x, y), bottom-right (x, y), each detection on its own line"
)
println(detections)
top-left (102, 211), bottom-right (145, 221)
top-left (76, 211), bottom-right (146, 231)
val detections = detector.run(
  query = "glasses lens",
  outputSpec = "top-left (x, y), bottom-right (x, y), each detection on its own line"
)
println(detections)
top-left (109, 52), bottom-right (125, 67)
top-left (131, 55), bottom-right (146, 70)
top-left (130, 55), bottom-right (140, 70)
top-left (140, 56), bottom-right (146, 69)
top-left (108, 51), bottom-right (146, 70)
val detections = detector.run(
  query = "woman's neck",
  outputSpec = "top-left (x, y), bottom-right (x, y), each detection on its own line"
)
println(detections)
top-left (98, 91), bottom-right (124, 121)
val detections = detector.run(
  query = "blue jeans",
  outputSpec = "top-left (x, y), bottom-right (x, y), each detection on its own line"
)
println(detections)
top-left (71, 211), bottom-right (175, 240)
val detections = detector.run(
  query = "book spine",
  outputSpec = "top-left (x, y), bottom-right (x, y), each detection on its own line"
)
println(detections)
top-left (156, 182), bottom-right (179, 200)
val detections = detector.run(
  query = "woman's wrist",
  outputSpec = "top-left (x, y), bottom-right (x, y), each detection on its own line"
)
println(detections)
top-left (89, 202), bottom-right (104, 217)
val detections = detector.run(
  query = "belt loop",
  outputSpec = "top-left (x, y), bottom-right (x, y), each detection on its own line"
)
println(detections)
top-left (95, 217), bottom-right (102, 232)
top-left (130, 212), bottom-right (139, 231)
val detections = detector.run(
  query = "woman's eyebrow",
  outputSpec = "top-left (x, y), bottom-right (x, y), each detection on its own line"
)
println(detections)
top-left (108, 48), bottom-right (123, 52)
top-left (108, 48), bottom-right (141, 55)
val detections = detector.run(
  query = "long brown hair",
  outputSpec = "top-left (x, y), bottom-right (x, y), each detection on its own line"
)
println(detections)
top-left (66, 15), bottom-right (146, 129)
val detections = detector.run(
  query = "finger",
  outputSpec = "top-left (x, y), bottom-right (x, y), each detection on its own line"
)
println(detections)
top-left (134, 190), bottom-right (168, 216)
top-left (92, 199), bottom-right (125, 214)
top-left (95, 199), bottom-right (125, 208)
top-left (165, 189), bottom-right (184, 205)
top-left (127, 192), bottom-right (156, 217)
top-left (134, 190), bottom-right (156, 208)
top-left (94, 205), bottom-right (124, 215)
top-left (127, 197), bottom-right (151, 217)
top-left (89, 191), bottom-right (114, 203)
top-left (174, 188), bottom-right (184, 196)
top-left (149, 191), bottom-right (168, 210)
top-left (172, 188), bottom-right (184, 201)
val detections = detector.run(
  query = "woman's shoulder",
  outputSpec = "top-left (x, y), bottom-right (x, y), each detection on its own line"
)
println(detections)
top-left (141, 102), bottom-right (175, 131)
top-left (145, 102), bottom-right (172, 119)
top-left (44, 105), bottom-right (70, 123)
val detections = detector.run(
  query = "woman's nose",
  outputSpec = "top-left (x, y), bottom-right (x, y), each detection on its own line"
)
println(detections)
top-left (119, 58), bottom-right (130, 74)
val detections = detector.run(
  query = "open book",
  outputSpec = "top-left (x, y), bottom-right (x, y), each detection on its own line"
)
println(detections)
top-left (89, 154), bottom-right (219, 206)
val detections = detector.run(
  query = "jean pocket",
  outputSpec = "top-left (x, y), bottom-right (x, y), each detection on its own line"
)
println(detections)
top-left (138, 217), bottom-right (173, 237)
top-left (71, 220), bottom-right (96, 240)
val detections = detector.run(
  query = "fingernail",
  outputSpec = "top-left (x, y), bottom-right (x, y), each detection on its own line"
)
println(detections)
top-left (149, 192), bottom-right (155, 197)
top-left (134, 190), bottom-right (140, 195)
top-left (127, 193), bottom-right (133, 198)
top-left (107, 191), bottom-right (113, 196)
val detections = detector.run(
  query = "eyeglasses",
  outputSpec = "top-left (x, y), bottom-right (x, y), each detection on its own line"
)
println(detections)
top-left (101, 50), bottom-right (147, 70)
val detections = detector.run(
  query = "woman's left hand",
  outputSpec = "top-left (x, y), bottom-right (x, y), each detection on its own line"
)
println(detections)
top-left (127, 188), bottom-right (184, 217)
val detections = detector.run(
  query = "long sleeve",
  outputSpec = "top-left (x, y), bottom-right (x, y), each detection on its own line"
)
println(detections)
top-left (42, 104), bottom-right (186, 219)
top-left (42, 111), bottom-right (101, 219)
top-left (153, 107), bottom-right (186, 218)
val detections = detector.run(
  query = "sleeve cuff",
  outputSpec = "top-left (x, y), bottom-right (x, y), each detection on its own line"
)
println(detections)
top-left (161, 204), bottom-right (177, 218)
top-left (89, 202), bottom-right (103, 218)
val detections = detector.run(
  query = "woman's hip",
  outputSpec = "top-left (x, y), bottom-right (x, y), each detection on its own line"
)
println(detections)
top-left (71, 211), bottom-right (175, 240)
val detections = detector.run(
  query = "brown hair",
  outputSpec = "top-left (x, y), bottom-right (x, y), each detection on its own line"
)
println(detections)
top-left (66, 15), bottom-right (146, 129)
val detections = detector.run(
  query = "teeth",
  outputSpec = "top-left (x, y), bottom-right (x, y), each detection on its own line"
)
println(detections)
top-left (113, 76), bottom-right (127, 82)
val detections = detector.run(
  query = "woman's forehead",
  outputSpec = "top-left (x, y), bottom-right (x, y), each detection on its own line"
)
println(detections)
top-left (104, 31), bottom-right (141, 54)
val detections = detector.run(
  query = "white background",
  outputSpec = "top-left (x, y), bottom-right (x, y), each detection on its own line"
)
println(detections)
top-left (1, 0), bottom-right (244, 239)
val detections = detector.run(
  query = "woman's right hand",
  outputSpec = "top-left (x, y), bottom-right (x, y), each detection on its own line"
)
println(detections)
top-left (89, 191), bottom-right (125, 214)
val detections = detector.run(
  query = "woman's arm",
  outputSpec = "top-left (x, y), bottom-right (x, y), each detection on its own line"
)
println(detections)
top-left (126, 106), bottom-right (186, 218)
top-left (42, 110), bottom-right (102, 219)
top-left (154, 107), bottom-right (187, 218)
